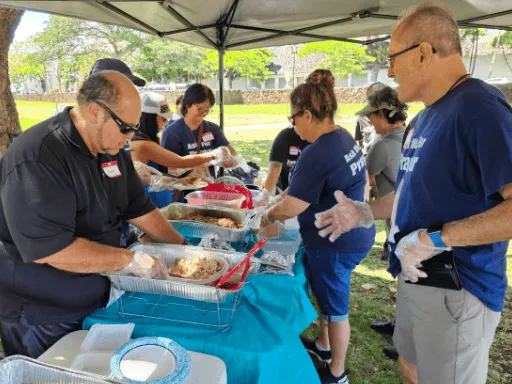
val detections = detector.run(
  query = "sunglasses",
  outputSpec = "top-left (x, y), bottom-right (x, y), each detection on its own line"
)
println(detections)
top-left (92, 100), bottom-right (140, 134)
top-left (387, 43), bottom-right (437, 66)
top-left (288, 110), bottom-right (304, 126)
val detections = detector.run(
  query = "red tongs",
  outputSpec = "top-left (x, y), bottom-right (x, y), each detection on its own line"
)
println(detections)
top-left (215, 239), bottom-right (268, 290)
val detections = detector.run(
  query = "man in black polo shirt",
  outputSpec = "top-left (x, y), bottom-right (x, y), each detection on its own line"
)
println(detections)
top-left (0, 71), bottom-right (186, 358)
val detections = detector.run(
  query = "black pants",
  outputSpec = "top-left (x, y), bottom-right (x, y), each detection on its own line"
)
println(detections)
top-left (0, 312), bottom-right (83, 358)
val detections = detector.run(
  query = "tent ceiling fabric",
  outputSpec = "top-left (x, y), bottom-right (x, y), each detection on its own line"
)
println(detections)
top-left (0, 0), bottom-right (511, 49)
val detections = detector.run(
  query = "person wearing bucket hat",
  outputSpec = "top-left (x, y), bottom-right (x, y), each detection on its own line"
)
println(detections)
top-left (359, 86), bottom-right (408, 258)
top-left (130, 92), bottom-right (216, 177)
top-left (354, 82), bottom-right (387, 153)
top-left (89, 58), bottom-right (146, 87)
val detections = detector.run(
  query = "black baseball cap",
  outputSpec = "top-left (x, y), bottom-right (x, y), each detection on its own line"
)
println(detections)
top-left (89, 58), bottom-right (146, 87)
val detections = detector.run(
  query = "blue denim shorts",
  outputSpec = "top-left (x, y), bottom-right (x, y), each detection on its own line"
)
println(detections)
top-left (304, 248), bottom-right (368, 322)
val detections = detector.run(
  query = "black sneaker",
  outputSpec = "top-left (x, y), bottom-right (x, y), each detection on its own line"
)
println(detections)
top-left (370, 320), bottom-right (395, 336)
top-left (383, 345), bottom-right (399, 361)
top-left (300, 336), bottom-right (332, 364)
top-left (317, 366), bottom-right (350, 384)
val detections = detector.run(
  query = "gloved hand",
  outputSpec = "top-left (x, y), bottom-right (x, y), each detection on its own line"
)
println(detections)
top-left (269, 193), bottom-right (285, 208)
top-left (119, 251), bottom-right (168, 279)
top-left (234, 153), bottom-right (251, 173)
top-left (167, 168), bottom-right (191, 177)
top-left (149, 175), bottom-right (176, 192)
top-left (219, 155), bottom-right (239, 169)
top-left (314, 191), bottom-right (374, 243)
top-left (133, 161), bottom-right (162, 186)
top-left (210, 146), bottom-right (232, 165)
top-left (253, 189), bottom-right (271, 208)
top-left (189, 165), bottom-right (214, 184)
top-left (395, 229), bottom-right (451, 282)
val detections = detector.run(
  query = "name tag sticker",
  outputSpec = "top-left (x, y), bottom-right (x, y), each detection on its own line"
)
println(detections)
top-left (289, 146), bottom-right (300, 156)
top-left (102, 161), bottom-right (122, 178)
top-left (202, 132), bottom-right (215, 142)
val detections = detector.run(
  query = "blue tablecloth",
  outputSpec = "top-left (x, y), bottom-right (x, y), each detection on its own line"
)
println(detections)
top-left (83, 249), bottom-right (319, 384)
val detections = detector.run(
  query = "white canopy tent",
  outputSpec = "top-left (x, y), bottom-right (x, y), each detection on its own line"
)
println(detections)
top-left (2, 0), bottom-right (511, 127)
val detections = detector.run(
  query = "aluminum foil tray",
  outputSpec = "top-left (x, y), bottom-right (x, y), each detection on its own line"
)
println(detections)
top-left (259, 228), bottom-right (302, 256)
top-left (0, 355), bottom-right (119, 384)
top-left (105, 244), bottom-right (246, 303)
top-left (160, 203), bottom-right (260, 242)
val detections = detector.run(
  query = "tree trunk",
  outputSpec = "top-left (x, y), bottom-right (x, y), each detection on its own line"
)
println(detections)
top-left (487, 31), bottom-right (502, 79)
top-left (369, 63), bottom-right (381, 83)
top-left (0, 7), bottom-right (24, 157)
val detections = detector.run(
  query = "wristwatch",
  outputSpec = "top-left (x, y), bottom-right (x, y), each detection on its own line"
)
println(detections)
top-left (427, 224), bottom-right (447, 247)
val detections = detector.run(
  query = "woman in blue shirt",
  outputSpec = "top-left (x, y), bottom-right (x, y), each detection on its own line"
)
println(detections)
top-left (263, 79), bottom-right (375, 384)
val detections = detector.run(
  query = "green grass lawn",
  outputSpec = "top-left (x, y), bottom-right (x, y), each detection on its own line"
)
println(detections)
top-left (16, 100), bottom-right (425, 131)
top-left (11, 101), bottom-right (511, 382)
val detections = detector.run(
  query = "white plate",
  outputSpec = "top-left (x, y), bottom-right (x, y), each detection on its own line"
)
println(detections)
top-left (171, 182), bottom-right (208, 191)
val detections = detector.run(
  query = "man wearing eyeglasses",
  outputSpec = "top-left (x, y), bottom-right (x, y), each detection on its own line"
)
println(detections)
top-left (0, 71), bottom-right (186, 358)
top-left (315, 3), bottom-right (512, 384)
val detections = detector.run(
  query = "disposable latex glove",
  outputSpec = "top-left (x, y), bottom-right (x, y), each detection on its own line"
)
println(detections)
top-left (315, 191), bottom-right (374, 242)
top-left (133, 161), bottom-right (162, 186)
top-left (118, 251), bottom-right (168, 279)
top-left (395, 229), bottom-right (451, 283)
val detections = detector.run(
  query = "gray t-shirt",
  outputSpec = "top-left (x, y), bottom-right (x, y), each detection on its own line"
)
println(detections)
top-left (366, 127), bottom-right (406, 196)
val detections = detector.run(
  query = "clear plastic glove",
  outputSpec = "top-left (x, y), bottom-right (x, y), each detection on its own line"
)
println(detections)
top-left (395, 229), bottom-right (451, 283)
top-left (133, 161), bottom-right (162, 186)
top-left (167, 168), bottom-right (191, 177)
top-left (269, 193), bottom-right (285, 208)
top-left (235, 153), bottom-right (251, 173)
top-left (210, 146), bottom-right (231, 165)
top-left (119, 251), bottom-right (168, 279)
top-left (219, 156), bottom-right (239, 169)
top-left (189, 165), bottom-right (214, 184)
top-left (149, 175), bottom-right (176, 192)
top-left (253, 189), bottom-right (271, 208)
top-left (314, 191), bottom-right (374, 243)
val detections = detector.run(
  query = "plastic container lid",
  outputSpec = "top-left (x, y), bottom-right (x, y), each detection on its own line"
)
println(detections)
top-left (81, 323), bottom-right (135, 352)
top-left (185, 191), bottom-right (246, 209)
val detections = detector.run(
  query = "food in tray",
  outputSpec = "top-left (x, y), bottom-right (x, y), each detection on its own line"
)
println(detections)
top-left (186, 214), bottom-right (242, 229)
top-left (168, 256), bottom-right (223, 279)
top-left (178, 176), bottom-right (208, 187)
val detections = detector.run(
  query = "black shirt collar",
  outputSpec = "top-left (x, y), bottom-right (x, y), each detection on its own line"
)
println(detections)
top-left (57, 107), bottom-right (95, 158)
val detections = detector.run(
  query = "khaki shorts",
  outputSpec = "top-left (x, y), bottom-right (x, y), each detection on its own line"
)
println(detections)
top-left (394, 275), bottom-right (501, 384)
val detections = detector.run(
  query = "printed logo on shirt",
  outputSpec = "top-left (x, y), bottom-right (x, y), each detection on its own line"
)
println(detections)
top-left (102, 161), bottom-right (122, 178)
top-left (202, 132), bottom-right (215, 142)
top-left (399, 136), bottom-right (427, 173)
top-left (289, 146), bottom-right (300, 156)
top-left (343, 144), bottom-right (366, 176)
top-left (403, 128), bottom-right (414, 149)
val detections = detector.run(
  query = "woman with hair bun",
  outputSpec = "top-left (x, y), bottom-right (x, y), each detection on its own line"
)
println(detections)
top-left (264, 69), bottom-right (339, 194)
top-left (262, 78), bottom-right (376, 384)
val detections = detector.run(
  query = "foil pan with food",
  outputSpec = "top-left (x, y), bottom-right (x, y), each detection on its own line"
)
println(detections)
top-left (105, 244), bottom-right (248, 302)
top-left (160, 203), bottom-right (261, 242)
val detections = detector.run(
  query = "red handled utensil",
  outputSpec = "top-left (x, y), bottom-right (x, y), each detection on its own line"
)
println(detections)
top-left (215, 239), bottom-right (268, 290)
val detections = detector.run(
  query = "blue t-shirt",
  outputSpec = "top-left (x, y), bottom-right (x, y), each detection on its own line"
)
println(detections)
top-left (288, 129), bottom-right (376, 253)
top-left (388, 79), bottom-right (512, 312)
top-left (161, 118), bottom-right (230, 156)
